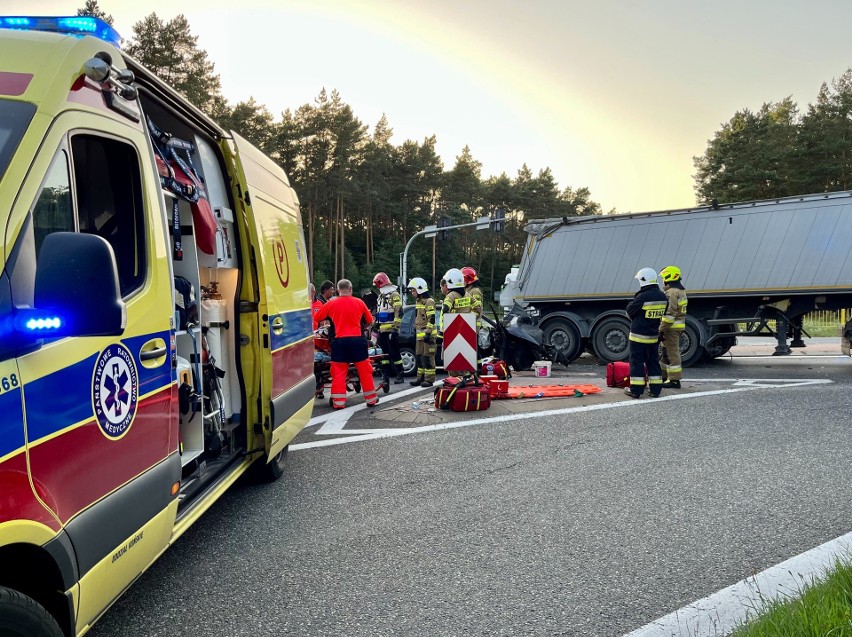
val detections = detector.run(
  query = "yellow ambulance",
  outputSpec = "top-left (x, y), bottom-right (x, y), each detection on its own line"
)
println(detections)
top-left (0, 16), bottom-right (314, 636)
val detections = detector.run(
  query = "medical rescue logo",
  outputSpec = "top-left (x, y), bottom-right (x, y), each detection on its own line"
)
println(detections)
top-left (93, 343), bottom-right (138, 439)
top-left (273, 239), bottom-right (290, 287)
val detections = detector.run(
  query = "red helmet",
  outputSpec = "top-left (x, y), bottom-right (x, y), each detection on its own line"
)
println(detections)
top-left (373, 272), bottom-right (391, 288)
top-left (461, 266), bottom-right (478, 286)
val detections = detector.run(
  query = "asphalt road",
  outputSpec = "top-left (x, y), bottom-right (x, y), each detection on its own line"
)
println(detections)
top-left (89, 350), bottom-right (852, 637)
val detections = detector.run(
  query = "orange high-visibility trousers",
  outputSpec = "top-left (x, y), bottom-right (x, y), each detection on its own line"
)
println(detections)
top-left (330, 360), bottom-right (378, 409)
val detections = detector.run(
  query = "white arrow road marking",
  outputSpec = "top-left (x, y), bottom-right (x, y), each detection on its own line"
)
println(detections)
top-left (291, 379), bottom-right (833, 451)
top-left (307, 385), bottom-right (429, 434)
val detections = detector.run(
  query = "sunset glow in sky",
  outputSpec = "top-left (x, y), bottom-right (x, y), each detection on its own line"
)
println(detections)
top-left (9, 0), bottom-right (852, 212)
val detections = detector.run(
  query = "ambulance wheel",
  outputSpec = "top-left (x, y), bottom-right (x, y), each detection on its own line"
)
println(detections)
top-left (0, 587), bottom-right (63, 637)
top-left (542, 318), bottom-right (582, 364)
top-left (591, 317), bottom-right (630, 363)
top-left (257, 446), bottom-right (289, 482)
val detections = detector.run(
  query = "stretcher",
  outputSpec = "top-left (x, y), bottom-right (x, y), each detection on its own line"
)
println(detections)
top-left (313, 331), bottom-right (384, 399)
top-left (493, 384), bottom-right (603, 399)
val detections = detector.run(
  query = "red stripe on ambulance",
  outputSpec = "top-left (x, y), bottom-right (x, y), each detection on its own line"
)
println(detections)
top-left (27, 387), bottom-right (173, 523)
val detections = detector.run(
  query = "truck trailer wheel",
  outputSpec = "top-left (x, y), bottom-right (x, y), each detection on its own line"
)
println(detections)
top-left (591, 317), bottom-right (630, 363)
top-left (0, 587), bottom-right (63, 637)
top-left (542, 318), bottom-right (582, 364)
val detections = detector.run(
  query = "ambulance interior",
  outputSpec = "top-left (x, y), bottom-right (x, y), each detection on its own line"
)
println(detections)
top-left (138, 94), bottom-right (245, 500)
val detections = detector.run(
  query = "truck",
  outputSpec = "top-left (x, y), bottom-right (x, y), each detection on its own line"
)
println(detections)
top-left (502, 191), bottom-right (852, 366)
top-left (0, 16), bottom-right (314, 636)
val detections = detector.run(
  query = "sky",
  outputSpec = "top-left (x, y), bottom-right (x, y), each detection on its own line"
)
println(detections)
top-left (8, 0), bottom-right (852, 213)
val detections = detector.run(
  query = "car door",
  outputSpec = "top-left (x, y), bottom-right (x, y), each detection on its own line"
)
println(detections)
top-left (7, 112), bottom-right (178, 628)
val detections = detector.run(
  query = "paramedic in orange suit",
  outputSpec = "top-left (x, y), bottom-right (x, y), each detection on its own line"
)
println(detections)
top-left (313, 279), bottom-right (379, 409)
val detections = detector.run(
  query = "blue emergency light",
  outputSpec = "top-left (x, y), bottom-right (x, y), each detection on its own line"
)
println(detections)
top-left (25, 317), bottom-right (63, 331)
top-left (13, 309), bottom-right (64, 334)
top-left (0, 16), bottom-right (122, 48)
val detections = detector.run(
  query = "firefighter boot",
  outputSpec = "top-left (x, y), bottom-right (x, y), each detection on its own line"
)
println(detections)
top-left (661, 380), bottom-right (681, 389)
top-left (410, 377), bottom-right (424, 386)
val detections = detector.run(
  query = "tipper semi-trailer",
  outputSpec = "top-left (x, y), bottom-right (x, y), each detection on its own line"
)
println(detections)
top-left (502, 191), bottom-right (852, 366)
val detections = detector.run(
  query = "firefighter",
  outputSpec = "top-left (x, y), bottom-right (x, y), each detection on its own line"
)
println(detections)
top-left (441, 268), bottom-right (472, 377)
top-left (659, 265), bottom-right (688, 389)
top-left (624, 267), bottom-right (667, 398)
top-left (373, 271), bottom-right (405, 387)
top-left (461, 266), bottom-right (484, 366)
top-left (313, 279), bottom-right (379, 409)
top-left (407, 277), bottom-right (436, 387)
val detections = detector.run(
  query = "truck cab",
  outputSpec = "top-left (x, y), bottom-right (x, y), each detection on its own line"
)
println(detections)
top-left (0, 17), bottom-right (313, 636)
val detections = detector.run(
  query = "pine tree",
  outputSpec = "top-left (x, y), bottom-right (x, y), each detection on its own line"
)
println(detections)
top-left (76, 1), bottom-right (113, 24)
top-left (125, 14), bottom-right (224, 116)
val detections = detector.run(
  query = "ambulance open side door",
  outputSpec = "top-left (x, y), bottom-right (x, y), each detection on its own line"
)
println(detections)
top-left (222, 133), bottom-right (314, 476)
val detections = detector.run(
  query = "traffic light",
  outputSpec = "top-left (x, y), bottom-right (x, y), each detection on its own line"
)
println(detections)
top-left (438, 216), bottom-right (450, 241)
top-left (493, 208), bottom-right (505, 233)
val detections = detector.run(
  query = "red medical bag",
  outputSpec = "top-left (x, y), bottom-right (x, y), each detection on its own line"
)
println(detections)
top-left (434, 377), bottom-right (491, 412)
top-left (480, 359), bottom-right (510, 380)
top-left (605, 361), bottom-right (631, 388)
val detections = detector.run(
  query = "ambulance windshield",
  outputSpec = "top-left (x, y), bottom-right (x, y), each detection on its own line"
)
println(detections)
top-left (0, 99), bottom-right (36, 183)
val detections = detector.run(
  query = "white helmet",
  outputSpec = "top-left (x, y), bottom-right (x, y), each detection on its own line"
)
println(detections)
top-left (634, 267), bottom-right (658, 287)
top-left (407, 277), bottom-right (428, 294)
top-left (443, 268), bottom-right (465, 289)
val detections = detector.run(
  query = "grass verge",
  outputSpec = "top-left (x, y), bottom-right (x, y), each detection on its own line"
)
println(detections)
top-left (731, 558), bottom-right (852, 636)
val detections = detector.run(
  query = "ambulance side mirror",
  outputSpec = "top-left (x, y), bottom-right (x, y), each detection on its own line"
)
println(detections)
top-left (28, 232), bottom-right (126, 338)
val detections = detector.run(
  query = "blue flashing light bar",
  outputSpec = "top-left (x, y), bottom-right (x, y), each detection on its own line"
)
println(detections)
top-left (0, 16), bottom-right (122, 48)
top-left (25, 317), bottom-right (62, 331)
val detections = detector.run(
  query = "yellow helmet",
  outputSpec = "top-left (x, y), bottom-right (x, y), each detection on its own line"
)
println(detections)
top-left (660, 266), bottom-right (682, 283)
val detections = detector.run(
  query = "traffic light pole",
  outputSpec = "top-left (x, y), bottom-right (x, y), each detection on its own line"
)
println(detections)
top-left (401, 217), bottom-right (499, 299)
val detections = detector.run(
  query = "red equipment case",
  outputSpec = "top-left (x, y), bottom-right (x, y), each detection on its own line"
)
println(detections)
top-left (606, 361), bottom-right (631, 388)
top-left (434, 377), bottom-right (491, 412)
top-left (480, 359), bottom-right (510, 380)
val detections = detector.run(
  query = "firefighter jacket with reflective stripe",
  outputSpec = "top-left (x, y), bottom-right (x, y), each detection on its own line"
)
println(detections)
top-left (376, 290), bottom-right (403, 332)
top-left (626, 284), bottom-right (667, 343)
top-left (314, 294), bottom-right (373, 338)
top-left (441, 290), bottom-right (471, 316)
top-left (466, 285), bottom-right (484, 325)
top-left (660, 282), bottom-right (688, 331)
top-left (414, 294), bottom-right (436, 338)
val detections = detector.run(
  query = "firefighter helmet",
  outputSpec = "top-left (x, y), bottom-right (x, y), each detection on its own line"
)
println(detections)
top-left (444, 268), bottom-right (465, 289)
top-left (461, 266), bottom-right (479, 286)
top-left (373, 272), bottom-right (392, 288)
top-left (660, 265), bottom-right (682, 283)
top-left (634, 267), bottom-right (658, 287)
top-left (407, 277), bottom-right (428, 294)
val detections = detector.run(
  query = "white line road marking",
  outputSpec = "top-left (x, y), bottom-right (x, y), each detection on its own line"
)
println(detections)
top-left (291, 379), bottom-right (832, 451)
top-left (622, 532), bottom-right (852, 637)
top-left (295, 377), bottom-right (845, 636)
top-left (306, 385), bottom-right (428, 432)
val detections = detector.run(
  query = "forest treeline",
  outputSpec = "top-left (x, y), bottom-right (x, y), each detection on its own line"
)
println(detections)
top-left (79, 2), bottom-right (852, 298)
